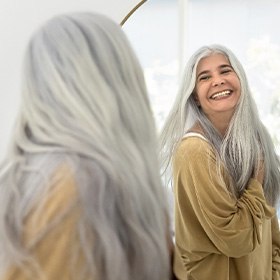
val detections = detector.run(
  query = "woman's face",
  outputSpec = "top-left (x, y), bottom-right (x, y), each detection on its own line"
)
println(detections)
top-left (194, 53), bottom-right (241, 123)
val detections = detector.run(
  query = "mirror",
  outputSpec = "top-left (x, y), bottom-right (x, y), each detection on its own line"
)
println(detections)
top-left (123, 0), bottom-right (280, 151)
top-left (123, 0), bottom-right (180, 130)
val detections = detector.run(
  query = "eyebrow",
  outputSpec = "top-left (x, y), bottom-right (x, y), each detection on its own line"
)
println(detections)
top-left (196, 64), bottom-right (233, 80)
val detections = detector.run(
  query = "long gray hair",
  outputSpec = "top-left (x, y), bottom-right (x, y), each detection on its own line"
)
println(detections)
top-left (160, 44), bottom-right (280, 207)
top-left (0, 12), bottom-right (170, 280)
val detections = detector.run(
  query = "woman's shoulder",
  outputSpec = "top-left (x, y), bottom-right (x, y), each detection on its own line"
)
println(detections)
top-left (34, 163), bottom-right (78, 221)
top-left (179, 132), bottom-right (210, 151)
top-left (174, 131), bottom-right (215, 165)
top-left (49, 163), bottom-right (78, 206)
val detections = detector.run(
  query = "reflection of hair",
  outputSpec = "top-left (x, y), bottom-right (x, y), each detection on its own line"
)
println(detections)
top-left (160, 44), bottom-right (280, 206)
top-left (0, 13), bottom-right (170, 279)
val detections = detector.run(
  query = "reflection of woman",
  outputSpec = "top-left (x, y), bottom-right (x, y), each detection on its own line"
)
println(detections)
top-left (160, 44), bottom-right (280, 280)
top-left (0, 12), bottom-right (172, 280)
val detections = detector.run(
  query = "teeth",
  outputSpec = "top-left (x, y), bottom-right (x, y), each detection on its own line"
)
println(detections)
top-left (211, 90), bottom-right (231, 99)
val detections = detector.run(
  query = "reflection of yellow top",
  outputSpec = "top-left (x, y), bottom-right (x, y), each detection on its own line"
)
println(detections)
top-left (2, 165), bottom-right (86, 280)
top-left (173, 136), bottom-right (280, 280)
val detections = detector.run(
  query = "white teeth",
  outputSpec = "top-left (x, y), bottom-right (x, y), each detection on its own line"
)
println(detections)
top-left (211, 90), bottom-right (231, 99)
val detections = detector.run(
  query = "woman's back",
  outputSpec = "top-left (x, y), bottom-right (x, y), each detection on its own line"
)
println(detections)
top-left (0, 12), bottom-right (172, 280)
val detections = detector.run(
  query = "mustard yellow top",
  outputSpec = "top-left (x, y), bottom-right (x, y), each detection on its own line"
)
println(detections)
top-left (1, 165), bottom-right (86, 280)
top-left (173, 135), bottom-right (280, 280)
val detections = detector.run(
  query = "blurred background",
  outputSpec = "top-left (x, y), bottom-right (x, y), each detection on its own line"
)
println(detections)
top-left (1, 0), bottom-right (280, 158)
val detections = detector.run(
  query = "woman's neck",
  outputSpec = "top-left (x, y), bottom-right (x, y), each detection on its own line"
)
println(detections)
top-left (206, 112), bottom-right (233, 136)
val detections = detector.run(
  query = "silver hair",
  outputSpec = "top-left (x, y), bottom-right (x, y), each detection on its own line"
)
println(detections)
top-left (0, 12), bottom-right (170, 279)
top-left (160, 44), bottom-right (280, 206)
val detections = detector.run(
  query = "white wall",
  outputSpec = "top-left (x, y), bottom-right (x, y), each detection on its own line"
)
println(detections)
top-left (0, 0), bottom-right (143, 160)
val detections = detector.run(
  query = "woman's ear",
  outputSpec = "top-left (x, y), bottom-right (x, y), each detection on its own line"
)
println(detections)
top-left (193, 93), bottom-right (200, 107)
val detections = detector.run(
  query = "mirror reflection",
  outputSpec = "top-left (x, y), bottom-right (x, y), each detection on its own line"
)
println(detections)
top-left (123, 0), bottom-right (280, 151)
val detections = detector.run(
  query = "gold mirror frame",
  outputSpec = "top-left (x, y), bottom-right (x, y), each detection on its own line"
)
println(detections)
top-left (121, 0), bottom-right (147, 26)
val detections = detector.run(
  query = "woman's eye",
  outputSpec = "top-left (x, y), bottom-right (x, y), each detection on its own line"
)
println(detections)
top-left (199, 75), bottom-right (210, 81)
top-left (221, 68), bottom-right (232, 74)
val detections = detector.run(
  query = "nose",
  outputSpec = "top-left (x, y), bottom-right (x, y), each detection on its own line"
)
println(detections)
top-left (212, 76), bottom-right (225, 87)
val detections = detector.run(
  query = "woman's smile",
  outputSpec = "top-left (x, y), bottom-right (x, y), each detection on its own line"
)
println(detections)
top-left (194, 53), bottom-right (241, 124)
top-left (210, 89), bottom-right (232, 100)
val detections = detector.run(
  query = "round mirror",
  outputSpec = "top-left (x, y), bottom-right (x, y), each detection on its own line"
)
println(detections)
top-left (123, 0), bottom-right (280, 152)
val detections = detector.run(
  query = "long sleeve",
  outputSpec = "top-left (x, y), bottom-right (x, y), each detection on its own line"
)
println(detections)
top-left (174, 137), bottom-right (275, 259)
top-left (1, 166), bottom-right (85, 280)
top-left (272, 214), bottom-right (280, 279)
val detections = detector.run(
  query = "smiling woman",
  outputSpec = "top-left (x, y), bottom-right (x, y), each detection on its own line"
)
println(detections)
top-left (194, 53), bottom-right (241, 134)
top-left (159, 44), bottom-right (280, 280)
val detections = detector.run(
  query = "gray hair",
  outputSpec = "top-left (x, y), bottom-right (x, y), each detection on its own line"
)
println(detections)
top-left (160, 44), bottom-right (280, 206)
top-left (0, 12), bottom-right (170, 279)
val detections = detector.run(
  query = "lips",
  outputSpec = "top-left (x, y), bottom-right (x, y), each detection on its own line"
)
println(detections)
top-left (210, 90), bottom-right (232, 100)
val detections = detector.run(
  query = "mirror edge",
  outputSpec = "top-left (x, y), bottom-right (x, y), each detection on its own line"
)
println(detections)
top-left (120, 0), bottom-right (147, 26)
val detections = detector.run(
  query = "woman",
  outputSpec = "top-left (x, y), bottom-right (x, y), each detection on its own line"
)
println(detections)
top-left (0, 12), bottom-right (172, 280)
top-left (160, 44), bottom-right (280, 279)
